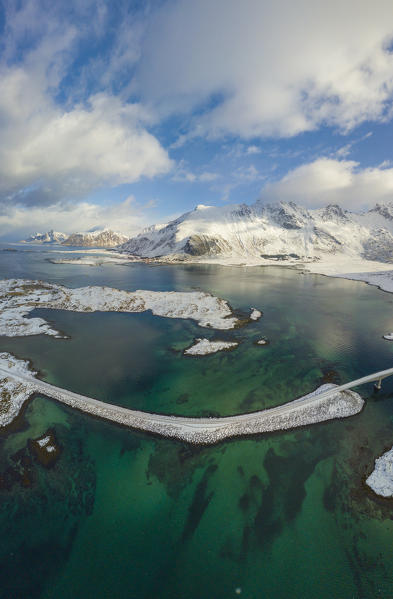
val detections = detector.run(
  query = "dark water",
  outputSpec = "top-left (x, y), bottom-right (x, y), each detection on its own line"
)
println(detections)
top-left (1, 245), bottom-right (393, 598)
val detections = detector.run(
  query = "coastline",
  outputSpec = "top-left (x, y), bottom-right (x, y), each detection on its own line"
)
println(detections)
top-left (30, 240), bottom-right (393, 296)
top-left (1, 258), bottom-right (393, 493)
top-left (115, 249), bottom-right (393, 295)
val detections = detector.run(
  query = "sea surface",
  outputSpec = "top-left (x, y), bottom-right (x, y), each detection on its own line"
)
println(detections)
top-left (1, 244), bottom-right (393, 598)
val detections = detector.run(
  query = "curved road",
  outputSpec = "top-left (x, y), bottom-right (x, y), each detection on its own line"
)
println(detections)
top-left (2, 365), bottom-right (393, 444)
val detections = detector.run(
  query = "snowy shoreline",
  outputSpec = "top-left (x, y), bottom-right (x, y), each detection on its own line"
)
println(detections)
top-left (0, 353), bottom-right (38, 427)
top-left (203, 257), bottom-right (393, 295)
top-left (115, 250), bottom-right (393, 296)
top-left (303, 257), bottom-right (393, 294)
top-left (48, 255), bottom-right (132, 266)
top-left (0, 278), bottom-right (242, 337)
top-left (366, 448), bottom-right (393, 498)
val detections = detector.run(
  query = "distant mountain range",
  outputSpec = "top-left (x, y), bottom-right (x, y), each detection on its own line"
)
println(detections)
top-left (118, 200), bottom-right (393, 264)
top-left (22, 201), bottom-right (393, 263)
top-left (62, 230), bottom-right (129, 247)
top-left (22, 229), bottom-right (129, 248)
top-left (24, 230), bottom-right (68, 244)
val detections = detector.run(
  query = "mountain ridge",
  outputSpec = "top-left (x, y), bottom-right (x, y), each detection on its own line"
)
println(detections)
top-left (22, 229), bottom-right (129, 248)
top-left (22, 230), bottom-right (68, 244)
top-left (61, 229), bottom-right (129, 248)
top-left (118, 200), bottom-right (393, 264)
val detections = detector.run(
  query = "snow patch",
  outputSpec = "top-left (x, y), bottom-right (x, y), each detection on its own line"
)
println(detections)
top-left (338, 271), bottom-right (393, 294)
top-left (37, 435), bottom-right (51, 447)
top-left (304, 257), bottom-right (393, 291)
top-left (250, 308), bottom-right (262, 321)
top-left (366, 448), bottom-right (393, 497)
top-left (0, 352), bottom-right (36, 427)
top-left (184, 338), bottom-right (239, 355)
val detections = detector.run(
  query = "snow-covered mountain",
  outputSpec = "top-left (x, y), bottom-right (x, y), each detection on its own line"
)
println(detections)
top-left (22, 230), bottom-right (68, 244)
top-left (62, 230), bottom-right (129, 248)
top-left (119, 200), bottom-right (393, 264)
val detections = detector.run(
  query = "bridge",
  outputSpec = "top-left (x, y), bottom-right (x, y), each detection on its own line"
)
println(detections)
top-left (2, 365), bottom-right (393, 445)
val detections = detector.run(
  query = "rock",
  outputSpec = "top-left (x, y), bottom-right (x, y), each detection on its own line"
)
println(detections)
top-left (184, 338), bottom-right (239, 355)
top-left (366, 448), bottom-right (393, 497)
top-left (255, 338), bottom-right (269, 346)
top-left (30, 430), bottom-right (61, 468)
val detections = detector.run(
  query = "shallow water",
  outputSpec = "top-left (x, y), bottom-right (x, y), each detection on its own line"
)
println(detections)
top-left (1, 246), bottom-right (393, 598)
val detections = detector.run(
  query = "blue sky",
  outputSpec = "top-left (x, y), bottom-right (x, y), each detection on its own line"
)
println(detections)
top-left (1, 0), bottom-right (393, 238)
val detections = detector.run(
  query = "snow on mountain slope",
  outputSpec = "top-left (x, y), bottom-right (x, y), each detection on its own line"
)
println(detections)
top-left (119, 200), bottom-right (393, 264)
top-left (62, 229), bottom-right (129, 248)
top-left (22, 230), bottom-right (68, 244)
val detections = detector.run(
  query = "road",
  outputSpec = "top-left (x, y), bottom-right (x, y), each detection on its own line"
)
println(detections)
top-left (2, 365), bottom-right (392, 444)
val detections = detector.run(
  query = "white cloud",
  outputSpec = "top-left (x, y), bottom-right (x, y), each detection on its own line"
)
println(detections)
top-left (246, 146), bottom-right (261, 155)
top-left (262, 158), bottom-right (393, 209)
top-left (172, 161), bottom-right (218, 183)
top-left (0, 197), bottom-right (150, 240)
top-left (0, 69), bottom-right (171, 202)
top-left (335, 144), bottom-right (352, 158)
top-left (0, 2), bottom-right (171, 206)
top-left (138, 0), bottom-right (393, 139)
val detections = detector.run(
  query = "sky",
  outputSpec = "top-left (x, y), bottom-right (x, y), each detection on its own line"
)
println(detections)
top-left (1, 0), bottom-right (393, 239)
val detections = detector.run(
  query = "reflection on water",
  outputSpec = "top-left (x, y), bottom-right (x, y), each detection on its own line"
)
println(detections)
top-left (1, 248), bottom-right (393, 598)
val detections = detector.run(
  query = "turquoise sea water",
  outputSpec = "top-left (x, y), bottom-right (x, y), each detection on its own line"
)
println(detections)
top-left (1, 246), bottom-right (393, 598)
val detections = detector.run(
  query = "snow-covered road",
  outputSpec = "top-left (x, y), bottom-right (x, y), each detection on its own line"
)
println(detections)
top-left (0, 364), bottom-right (378, 444)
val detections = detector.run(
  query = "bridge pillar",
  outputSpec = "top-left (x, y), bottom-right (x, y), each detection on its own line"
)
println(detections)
top-left (374, 378), bottom-right (382, 391)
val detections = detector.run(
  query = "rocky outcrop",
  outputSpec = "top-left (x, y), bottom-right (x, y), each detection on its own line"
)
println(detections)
top-left (362, 228), bottom-right (393, 262)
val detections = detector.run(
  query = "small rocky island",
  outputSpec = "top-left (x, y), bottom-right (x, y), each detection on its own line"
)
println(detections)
top-left (30, 431), bottom-right (61, 467)
top-left (184, 338), bottom-right (239, 355)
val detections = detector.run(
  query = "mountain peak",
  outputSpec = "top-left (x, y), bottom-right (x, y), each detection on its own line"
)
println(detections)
top-left (261, 200), bottom-right (310, 229)
top-left (62, 229), bottom-right (129, 248)
top-left (319, 204), bottom-right (348, 222)
top-left (118, 198), bottom-right (393, 263)
top-left (194, 204), bottom-right (212, 211)
top-left (22, 230), bottom-right (68, 244)
top-left (369, 202), bottom-right (393, 221)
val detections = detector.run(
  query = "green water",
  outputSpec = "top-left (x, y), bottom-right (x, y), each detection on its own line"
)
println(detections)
top-left (1, 248), bottom-right (393, 598)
